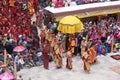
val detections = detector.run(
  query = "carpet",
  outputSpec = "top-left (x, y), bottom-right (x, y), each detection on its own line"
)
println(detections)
top-left (111, 55), bottom-right (120, 60)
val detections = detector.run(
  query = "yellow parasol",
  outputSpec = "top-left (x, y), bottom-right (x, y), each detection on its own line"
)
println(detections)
top-left (57, 16), bottom-right (84, 34)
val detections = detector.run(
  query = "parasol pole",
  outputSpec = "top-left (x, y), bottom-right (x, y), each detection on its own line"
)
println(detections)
top-left (29, 77), bottom-right (32, 80)
top-left (111, 36), bottom-right (114, 52)
top-left (4, 49), bottom-right (7, 66)
top-left (86, 34), bottom-right (88, 42)
top-left (14, 61), bottom-right (17, 80)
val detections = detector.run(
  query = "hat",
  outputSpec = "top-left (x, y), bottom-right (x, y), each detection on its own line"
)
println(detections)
top-left (13, 25), bottom-right (16, 27)
top-left (39, 10), bottom-right (42, 12)
top-left (23, 41), bottom-right (27, 44)
top-left (9, 39), bottom-right (13, 43)
top-left (118, 27), bottom-right (120, 30)
top-left (4, 34), bottom-right (7, 36)
top-left (83, 37), bottom-right (86, 40)
top-left (37, 52), bottom-right (42, 57)
top-left (89, 39), bottom-right (92, 41)
top-left (19, 35), bottom-right (22, 38)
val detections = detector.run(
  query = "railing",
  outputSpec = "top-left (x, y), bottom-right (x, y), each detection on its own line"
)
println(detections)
top-left (45, 1), bottom-right (120, 13)
top-left (45, 1), bottom-right (120, 20)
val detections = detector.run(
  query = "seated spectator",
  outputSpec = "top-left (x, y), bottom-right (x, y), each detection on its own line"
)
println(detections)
top-left (64, 0), bottom-right (69, 7)
top-left (55, 0), bottom-right (64, 8)
top-left (18, 56), bottom-right (25, 69)
top-left (52, 0), bottom-right (57, 5)
top-left (70, 1), bottom-right (77, 6)
top-left (76, 0), bottom-right (82, 5)
top-left (37, 52), bottom-right (43, 66)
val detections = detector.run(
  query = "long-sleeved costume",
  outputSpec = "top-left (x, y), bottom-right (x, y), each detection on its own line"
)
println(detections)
top-left (82, 52), bottom-right (90, 72)
top-left (66, 51), bottom-right (72, 70)
top-left (54, 45), bottom-right (63, 68)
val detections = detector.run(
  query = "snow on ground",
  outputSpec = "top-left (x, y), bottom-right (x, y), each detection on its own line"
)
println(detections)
top-left (17, 52), bottom-right (120, 80)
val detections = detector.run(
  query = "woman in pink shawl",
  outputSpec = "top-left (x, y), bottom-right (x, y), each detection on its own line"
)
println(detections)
top-left (101, 28), bottom-right (107, 43)
top-left (55, 0), bottom-right (64, 8)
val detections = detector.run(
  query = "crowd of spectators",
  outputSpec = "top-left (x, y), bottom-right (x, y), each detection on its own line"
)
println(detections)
top-left (0, 0), bottom-right (120, 79)
top-left (0, 15), bottom-right (120, 75)
top-left (44, 0), bottom-right (120, 8)
top-left (0, 0), bottom-right (43, 78)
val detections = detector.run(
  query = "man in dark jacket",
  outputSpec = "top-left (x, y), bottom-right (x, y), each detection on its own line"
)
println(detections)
top-left (0, 39), bottom-right (4, 54)
top-left (31, 21), bottom-right (38, 37)
top-left (77, 33), bottom-right (83, 56)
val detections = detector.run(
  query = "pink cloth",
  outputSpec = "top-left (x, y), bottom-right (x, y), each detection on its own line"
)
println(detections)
top-left (90, 34), bottom-right (97, 40)
top-left (55, 1), bottom-right (64, 8)
top-left (52, 0), bottom-right (57, 4)
top-left (0, 73), bottom-right (14, 80)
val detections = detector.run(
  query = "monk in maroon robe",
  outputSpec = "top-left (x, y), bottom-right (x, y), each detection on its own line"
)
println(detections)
top-left (40, 30), bottom-right (46, 47)
top-left (0, 1), bottom-right (2, 12)
top-left (42, 41), bottom-right (50, 69)
top-left (36, 10), bottom-right (44, 28)
top-left (34, 0), bottom-right (39, 12)
top-left (3, 2), bottom-right (9, 17)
